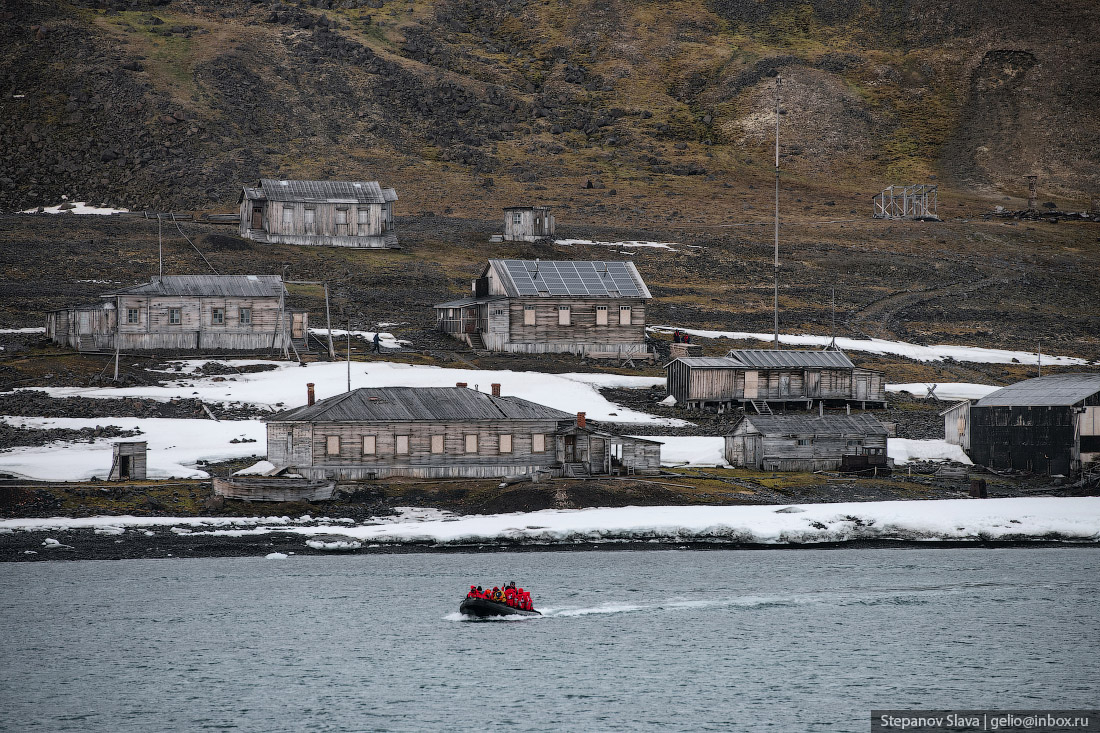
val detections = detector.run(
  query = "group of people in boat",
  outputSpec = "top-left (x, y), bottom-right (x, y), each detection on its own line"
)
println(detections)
top-left (467, 581), bottom-right (534, 611)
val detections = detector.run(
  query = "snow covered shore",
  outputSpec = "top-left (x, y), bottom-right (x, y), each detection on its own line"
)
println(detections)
top-left (4, 498), bottom-right (1097, 547)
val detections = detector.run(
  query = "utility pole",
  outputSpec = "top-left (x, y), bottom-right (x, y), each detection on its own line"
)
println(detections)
top-left (347, 320), bottom-right (352, 393)
top-left (773, 75), bottom-right (782, 350)
top-left (157, 214), bottom-right (163, 276)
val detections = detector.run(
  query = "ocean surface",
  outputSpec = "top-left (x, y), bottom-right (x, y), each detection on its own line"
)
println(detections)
top-left (2, 548), bottom-right (1098, 732)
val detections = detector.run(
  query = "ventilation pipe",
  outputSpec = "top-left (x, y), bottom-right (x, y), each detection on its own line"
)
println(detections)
top-left (306, 383), bottom-right (315, 406)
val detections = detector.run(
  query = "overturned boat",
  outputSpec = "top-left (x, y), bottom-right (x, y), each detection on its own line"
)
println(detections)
top-left (459, 597), bottom-right (541, 618)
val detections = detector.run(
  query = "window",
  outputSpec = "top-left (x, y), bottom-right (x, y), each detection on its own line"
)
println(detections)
top-left (499, 434), bottom-right (512, 453)
top-left (304, 208), bottom-right (315, 225)
top-left (358, 209), bottom-right (369, 225)
top-left (126, 308), bottom-right (139, 324)
top-left (465, 434), bottom-right (479, 453)
top-left (619, 305), bottom-right (632, 325)
top-left (431, 435), bottom-right (444, 454)
top-left (524, 305), bottom-right (536, 326)
top-left (595, 305), bottom-right (608, 325)
top-left (532, 433), bottom-right (546, 453)
top-left (211, 308), bottom-right (224, 325)
top-left (286, 434), bottom-right (293, 456)
top-left (396, 435), bottom-right (410, 455)
top-left (239, 308), bottom-right (252, 325)
top-left (512, 212), bottom-right (522, 225)
top-left (326, 436), bottom-right (340, 455)
top-left (846, 440), bottom-right (863, 447)
top-left (558, 305), bottom-right (571, 326)
top-left (281, 207), bottom-right (293, 225)
top-left (796, 439), bottom-right (811, 446)
top-left (168, 308), bottom-right (181, 325)
top-left (335, 209), bottom-right (348, 225)
top-left (362, 435), bottom-right (376, 455)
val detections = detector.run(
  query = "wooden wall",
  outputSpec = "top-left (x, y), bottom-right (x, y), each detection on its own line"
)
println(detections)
top-left (725, 429), bottom-right (887, 471)
top-left (240, 197), bottom-right (396, 248)
top-left (668, 363), bottom-right (886, 408)
top-left (942, 401), bottom-right (971, 450)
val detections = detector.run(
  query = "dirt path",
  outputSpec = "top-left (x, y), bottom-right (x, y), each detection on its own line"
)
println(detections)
top-left (847, 274), bottom-right (1011, 339)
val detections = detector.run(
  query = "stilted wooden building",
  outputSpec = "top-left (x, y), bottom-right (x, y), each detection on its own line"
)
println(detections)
top-left (724, 414), bottom-right (889, 472)
top-left (238, 179), bottom-right (398, 248)
top-left (434, 259), bottom-right (653, 356)
top-left (46, 275), bottom-right (305, 353)
top-left (665, 349), bottom-right (886, 412)
top-left (264, 384), bottom-right (660, 480)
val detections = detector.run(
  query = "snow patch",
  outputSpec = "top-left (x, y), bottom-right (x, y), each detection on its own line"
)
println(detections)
top-left (234, 460), bottom-right (275, 476)
top-left (311, 329), bottom-right (411, 349)
top-left (555, 239), bottom-right (680, 252)
top-left (636, 436), bottom-right (727, 466)
top-left (22, 202), bottom-right (128, 215)
top-left (887, 383), bottom-right (1000, 401)
top-left (305, 538), bottom-right (363, 551)
top-left (889, 438), bottom-right (973, 466)
top-left (265, 552), bottom-right (289, 559)
top-left (0, 327), bottom-right (46, 334)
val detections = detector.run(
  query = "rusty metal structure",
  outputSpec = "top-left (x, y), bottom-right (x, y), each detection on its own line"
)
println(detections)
top-left (872, 184), bottom-right (940, 220)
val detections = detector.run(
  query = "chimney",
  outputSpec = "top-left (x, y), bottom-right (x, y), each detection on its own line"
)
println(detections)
top-left (306, 383), bottom-right (315, 406)
top-left (576, 411), bottom-right (586, 429)
top-left (456, 382), bottom-right (467, 388)
top-left (491, 383), bottom-right (501, 397)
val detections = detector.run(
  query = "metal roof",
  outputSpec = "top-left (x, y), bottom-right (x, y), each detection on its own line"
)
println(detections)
top-left (106, 275), bottom-right (285, 298)
top-left (732, 413), bottom-right (888, 436)
top-left (503, 205), bottom-right (550, 211)
top-left (489, 259), bottom-right (652, 299)
top-left (433, 296), bottom-right (507, 309)
top-left (252, 179), bottom-right (392, 204)
top-left (666, 357), bottom-right (742, 369)
top-left (974, 373), bottom-right (1100, 407)
top-left (725, 349), bottom-right (855, 369)
top-left (268, 387), bottom-right (573, 423)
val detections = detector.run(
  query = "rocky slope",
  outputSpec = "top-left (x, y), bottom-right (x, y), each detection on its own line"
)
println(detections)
top-left (1, 0), bottom-right (1097, 214)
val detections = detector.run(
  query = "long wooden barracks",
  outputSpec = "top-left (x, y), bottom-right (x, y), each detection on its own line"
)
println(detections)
top-left (665, 348), bottom-right (886, 412)
top-left (265, 384), bottom-right (661, 480)
top-left (238, 179), bottom-right (398, 248)
top-left (434, 259), bottom-right (653, 356)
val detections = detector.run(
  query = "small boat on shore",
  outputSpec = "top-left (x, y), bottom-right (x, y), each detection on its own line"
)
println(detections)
top-left (459, 597), bottom-right (541, 618)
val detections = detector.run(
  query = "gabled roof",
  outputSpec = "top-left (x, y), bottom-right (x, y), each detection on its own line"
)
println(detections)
top-left (666, 356), bottom-right (740, 369)
top-left (106, 275), bottom-right (285, 298)
top-left (488, 259), bottom-right (651, 299)
top-left (268, 387), bottom-right (573, 423)
top-left (725, 349), bottom-right (855, 369)
top-left (433, 295), bottom-right (508, 309)
top-left (974, 373), bottom-right (1100, 407)
top-left (249, 179), bottom-right (392, 204)
top-left (731, 413), bottom-right (887, 436)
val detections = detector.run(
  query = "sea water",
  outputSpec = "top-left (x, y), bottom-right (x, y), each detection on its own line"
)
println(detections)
top-left (1, 549), bottom-right (1097, 732)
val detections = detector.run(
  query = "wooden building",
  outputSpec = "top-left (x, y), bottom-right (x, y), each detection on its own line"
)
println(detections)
top-left (264, 385), bottom-right (660, 480)
top-left (958, 374), bottom-right (1100, 476)
top-left (238, 179), bottom-right (398, 248)
top-left (46, 275), bottom-right (305, 353)
top-left (940, 400), bottom-right (973, 451)
top-left (108, 441), bottom-right (147, 481)
top-left (665, 349), bottom-right (886, 412)
top-left (502, 206), bottom-right (554, 241)
top-left (434, 259), bottom-right (653, 356)
top-left (724, 414), bottom-right (889, 472)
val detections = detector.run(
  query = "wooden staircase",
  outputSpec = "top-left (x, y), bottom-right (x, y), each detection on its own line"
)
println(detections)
top-left (750, 400), bottom-right (773, 415)
top-left (467, 331), bottom-right (486, 350)
top-left (563, 462), bottom-right (590, 478)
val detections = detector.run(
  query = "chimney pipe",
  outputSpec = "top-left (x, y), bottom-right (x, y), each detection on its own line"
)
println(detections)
top-left (306, 383), bottom-right (315, 406)
top-left (577, 411), bottom-right (586, 429)
top-left (491, 383), bottom-right (501, 397)
top-left (456, 382), bottom-right (467, 388)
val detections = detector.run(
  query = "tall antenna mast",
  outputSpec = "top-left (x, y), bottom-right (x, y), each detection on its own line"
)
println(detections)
top-left (830, 286), bottom-right (837, 349)
top-left (773, 75), bottom-right (781, 350)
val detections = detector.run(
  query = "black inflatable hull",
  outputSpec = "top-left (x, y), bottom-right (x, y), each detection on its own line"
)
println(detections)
top-left (459, 598), bottom-right (541, 618)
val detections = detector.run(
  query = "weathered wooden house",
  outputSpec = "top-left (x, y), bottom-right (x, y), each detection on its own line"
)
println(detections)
top-left (940, 400), bottom-right (973, 451)
top-left (502, 206), bottom-right (554, 241)
top-left (238, 179), bottom-right (398, 248)
top-left (46, 275), bottom-right (306, 353)
top-left (108, 441), bottom-right (147, 481)
top-left (665, 349), bottom-right (886, 412)
top-left (264, 384), bottom-right (660, 480)
top-left (433, 259), bottom-right (653, 355)
top-left (724, 414), bottom-right (889, 472)
top-left (957, 374), bottom-right (1100, 475)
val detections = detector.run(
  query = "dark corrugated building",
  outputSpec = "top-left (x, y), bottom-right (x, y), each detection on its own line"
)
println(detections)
top-left (968, 373), bottom-right (1100, 476)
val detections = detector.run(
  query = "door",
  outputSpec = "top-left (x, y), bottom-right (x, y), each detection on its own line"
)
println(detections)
top-left (292, 313), bottom-right (305, 339)
top-left (854, 375), bottom-right (869, 400)
top-left (251, 207), bottom-right (263, 229)
top-left (744, 370), bottom-right (759, 399)
top-left (590, 438), bottom-right (605, 473)
top-left (805, 370), bottom-right (820, 397)
top-left (119, 455), bottom-right (131, 480)
top-left (565, 435), bottom-right (577, 462)
top-left (779, 374), bottom-right (791, 397)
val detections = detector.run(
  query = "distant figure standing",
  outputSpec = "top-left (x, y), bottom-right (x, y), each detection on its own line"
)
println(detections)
top-left (372, 332), bottom-right (382, 353)
top-left (673, 330), bottom-right (682, 343)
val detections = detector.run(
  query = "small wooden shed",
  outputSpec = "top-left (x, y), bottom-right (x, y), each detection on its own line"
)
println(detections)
top-left (940, 400), bottom-right (972, 451)
top-left (109, 441), bottom-right (147, 480)
top-left (502, 206), bottom-right (555, 241)
top-left (239, 179), bottom-right (398, 248)
top-left (725, 414), bottom-right (889, 472)
top-left (665, 349), bottom-right (886, 412)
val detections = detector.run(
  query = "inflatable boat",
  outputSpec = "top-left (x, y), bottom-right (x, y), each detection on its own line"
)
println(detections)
top-left (459, 597), bottom-right (541, 618)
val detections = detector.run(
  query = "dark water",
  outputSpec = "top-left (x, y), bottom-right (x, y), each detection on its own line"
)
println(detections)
top-left (2, 549), bottom-right (1098, 732)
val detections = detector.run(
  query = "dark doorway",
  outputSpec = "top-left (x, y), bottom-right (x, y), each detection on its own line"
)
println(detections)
top-left (119, 455), bottom-right (131, 480)
top-left (565, 435), bottom-right (576, 462)
top-left (251, 207), bottom-right (263, 229)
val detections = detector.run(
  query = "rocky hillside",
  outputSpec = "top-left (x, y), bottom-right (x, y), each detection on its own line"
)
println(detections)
top-left (1, 0), bottom-right (1097, 216)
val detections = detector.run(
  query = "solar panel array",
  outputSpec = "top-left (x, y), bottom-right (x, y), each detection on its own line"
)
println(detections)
top-left (501, 260), bottom-right (641, 297)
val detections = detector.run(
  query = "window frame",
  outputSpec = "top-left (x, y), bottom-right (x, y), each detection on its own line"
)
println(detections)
top-left (326, 436), bottom-right (340, 455)
top-left (303, 207), bottom-right (315, 225)
top-left (532, 433), bottom-right (546, 453)
top-left (558, 305), bottom-right (571, 326)
top-left (595, 305), bottom-right (608, 326)
top-left (523, 305), bottom-right (536, 326)
top-left (211, 307), bottom-right (225, 326)
top-left (512, 211), bottom-right (522, 225)
top-left (239, 307), bottom-right (252, 325)
top-left (357, 208), bottom-right (369, 225)
top-left (464, 434), bottom-right (479, 454)
top-left (619, 305), bottom-right (632, 326)
top-left (430, 435), bottom-right (445, 454)
top-left (362, 435), bottom-right (377, 455)
top-left (395, 434), bottom-right (410, 455)
top-left (168, 308), bottom-right (181, 325)
top-left (499, 434), bottom-right (513, 454)
top-left (281, 207), bottom-right (293, 225)
top-left (126, 308), bottom-right (140, 325)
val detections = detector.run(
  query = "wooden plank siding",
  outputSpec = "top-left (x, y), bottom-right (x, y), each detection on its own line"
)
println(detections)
top-left (668, 362), bottom-right (885, 408)
top-left (240, 199), bottom-right (395, 248)
top-left (725, 432), bottom-right (888, 471)
top-left (475, 297), bottom-right (648, 354)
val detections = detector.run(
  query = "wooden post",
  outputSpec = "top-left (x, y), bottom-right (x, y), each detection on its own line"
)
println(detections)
top-left (113, 296), bottom-right (120, 381)
top-left (324, 283), bottom-right (336, 361)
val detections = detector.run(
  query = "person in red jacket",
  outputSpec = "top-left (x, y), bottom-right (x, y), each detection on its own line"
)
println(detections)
top-left (467, 585), bottom-right (477, 598)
